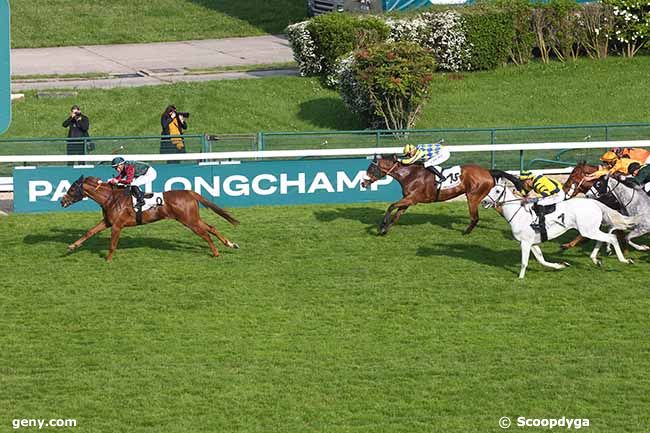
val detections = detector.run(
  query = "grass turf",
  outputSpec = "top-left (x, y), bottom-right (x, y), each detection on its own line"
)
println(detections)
top-left (1, 202), bottom-right (649, 432)
top-left (10, 0), bottom-right (308, 48)
top-left (4, 56), bottom-right (650, 140)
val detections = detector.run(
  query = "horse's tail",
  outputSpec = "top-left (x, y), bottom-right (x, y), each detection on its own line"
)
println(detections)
top-left (490, 169), bottom-right (524, 191)
top-left (191, 192), bottom-right (240, 226)
top-left (593, 200), bottom-right (638, 230)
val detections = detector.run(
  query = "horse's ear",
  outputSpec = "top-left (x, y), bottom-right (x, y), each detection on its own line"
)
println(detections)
top-left (76, 175), bottom-right (84, 183)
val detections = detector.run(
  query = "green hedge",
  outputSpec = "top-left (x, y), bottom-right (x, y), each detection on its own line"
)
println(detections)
top-left (307, 13), bottom-right (391, 82)
top-left (461, 5), bottom-right (516, 70)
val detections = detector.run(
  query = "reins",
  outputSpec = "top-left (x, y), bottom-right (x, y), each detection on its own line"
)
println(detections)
top-left (367, 160), bottom-right (399, 184)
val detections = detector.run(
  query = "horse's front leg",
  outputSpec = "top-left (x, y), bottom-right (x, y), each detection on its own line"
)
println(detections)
top-left (379, 198), bottom-right (413, 236)
top-left (68, 219), bottom-right (108, 252)
top-left (519, 241), bottom-right (532, 279)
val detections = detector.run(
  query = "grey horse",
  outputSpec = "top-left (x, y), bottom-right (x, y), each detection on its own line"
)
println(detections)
top-left (598, 176), bottom-right (650, 252)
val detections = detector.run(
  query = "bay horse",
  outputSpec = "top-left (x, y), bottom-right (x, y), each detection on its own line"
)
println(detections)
top-left (60, 176), bottom-right (239, 261)
top-left (360, 154), bottom-right (522, 235)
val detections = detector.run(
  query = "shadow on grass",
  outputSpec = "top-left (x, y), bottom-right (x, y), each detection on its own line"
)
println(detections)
top-left (298, 98), bottom-right (363, 130)
top-left (188, 0), bottom-right (308, 35)
top-left (23, 227), bottom-right (207, 258)
top-left (313, 206), bottom-right (506, 236)
top-left (417, 243), bottom-right (521, 275)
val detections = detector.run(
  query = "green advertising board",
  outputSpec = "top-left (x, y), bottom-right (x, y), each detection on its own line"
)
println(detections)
top-left (0, 0), bottom-right (9, 133)
top-left (12, 159), bottom-right (403, 213)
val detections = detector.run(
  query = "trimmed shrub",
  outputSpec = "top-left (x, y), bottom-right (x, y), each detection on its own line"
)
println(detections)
top-left (286, 21), bottom-right (322, 76)
top-left (494, 0), bottom-right (535, 65)
top-left (342, 41), bottom-right (437, 130)
top-left (307, 13), bottom-right (391, 86)
top-left (387, 11), bottom-right (472, 71)
top-left (461, 5), bottom-right (516, 70)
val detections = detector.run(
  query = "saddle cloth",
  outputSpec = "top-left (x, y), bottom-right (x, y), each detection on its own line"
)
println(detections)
top-left (131, 192), bottom-right (164, 211)
top-left (437, 166), bottom-right (462, 189)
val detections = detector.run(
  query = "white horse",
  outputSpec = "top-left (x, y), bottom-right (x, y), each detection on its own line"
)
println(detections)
top-left (482, 179), bottom-right (636, 279)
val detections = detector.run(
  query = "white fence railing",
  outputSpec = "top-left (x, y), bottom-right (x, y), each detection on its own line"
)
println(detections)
top-left (1, 139), bottom-right (647, 194)
top-left (1, 139), bottom-right (646, 164)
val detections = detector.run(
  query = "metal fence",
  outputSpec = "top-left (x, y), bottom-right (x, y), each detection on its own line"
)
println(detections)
top-left (1, 122), bottom-right (649, 176)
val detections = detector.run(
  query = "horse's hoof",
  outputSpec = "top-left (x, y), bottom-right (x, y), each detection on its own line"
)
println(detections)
top-left (637, 245), bottom-right (650, 251)
top-left (592, 259), bottom-right (602, 267)
top-left (562, 261), bottom-right (571, 267)
top-left (378, 228), bottom-right (388, 236)
top-left (232, 243), bottom-right (240, 249)
top-left (560, 243), bottom-right (570, 250)
top-left (67, 244), bottom-right (76, 252)
top-left (627, 258), bottom-right (635, 265)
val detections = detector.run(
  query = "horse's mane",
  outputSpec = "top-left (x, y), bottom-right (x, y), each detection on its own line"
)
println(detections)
top-left (490, 169), bottom-right (524, 191)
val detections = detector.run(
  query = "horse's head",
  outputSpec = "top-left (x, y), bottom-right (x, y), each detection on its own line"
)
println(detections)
top-left (60, 175), bottom-right (86, 208)
top-left (361, 154), bottom-right (399, 188)
top-left (563, 161), bottom-right (599, 197)
top-left (482, 178), bottom-right (510, 209)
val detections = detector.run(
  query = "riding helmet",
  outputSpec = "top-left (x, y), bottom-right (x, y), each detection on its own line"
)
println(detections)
top-left (600, 151), bottom-right (618, 163)
top-left (111, 156), bottom-right (125, 167)
top-left (403, 144), bottom-right (416, 154)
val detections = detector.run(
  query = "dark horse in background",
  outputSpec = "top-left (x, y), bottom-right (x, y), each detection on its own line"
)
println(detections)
top-left (361, 154), bottom-right (522, 235)
top-left (60, 176), bottom-right (240, 261)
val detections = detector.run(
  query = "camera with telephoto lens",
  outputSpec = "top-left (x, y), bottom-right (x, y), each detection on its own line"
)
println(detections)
top-left (177, 111), bottom-right (190, 118)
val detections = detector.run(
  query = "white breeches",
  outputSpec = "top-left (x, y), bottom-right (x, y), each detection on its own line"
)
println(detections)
top-left (132, 167), bottom-right (157, 189)
top-left (538, 190), bottom-right (566, 207)
top-left (423, 148), bottom-right (451, 168)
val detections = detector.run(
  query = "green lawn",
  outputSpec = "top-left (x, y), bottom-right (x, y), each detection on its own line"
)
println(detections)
top-left (5, 56), bottom-right (650, 140)
top-left (10, 0), bottom-right (308, 48)
top-left (3, 56), bottom-right (649, 173)
top-left (1, 202), bottom-right (649, 432)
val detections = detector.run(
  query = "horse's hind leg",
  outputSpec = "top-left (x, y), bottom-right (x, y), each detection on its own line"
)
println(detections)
top-left (561, 234), bottom-right (585, 250)
top-left (583, 229), bottom-right (632, 264)
top-left (201, 220), bottom-right (239, 249)
top-left (626, 227), bottom-right (650, 251)
top-left (182, 221), bottom-right (220, 257)
top-left (106, 226), bottom-right (123, 262)
top-left (463, 190), bottom-right (487, 235)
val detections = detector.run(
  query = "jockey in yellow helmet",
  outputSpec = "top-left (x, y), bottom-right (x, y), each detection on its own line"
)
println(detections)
top-left (585, 150), bottom-right (643, 181)
top-left (399, 141), bottom-right (450, 181)
top-left (518, 170), bottom-right (565, 241)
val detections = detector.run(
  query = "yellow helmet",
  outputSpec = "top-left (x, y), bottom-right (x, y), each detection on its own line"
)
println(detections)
top-left (403, 144), bottom-right (416, 154)
top-left (601, 151), bottom-right (618, 163)
top-left (519, 170), bottom-right (534, 180)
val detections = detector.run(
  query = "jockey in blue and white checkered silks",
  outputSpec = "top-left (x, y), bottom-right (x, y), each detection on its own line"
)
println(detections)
top-left (399, 141), bottom-right (451, 181)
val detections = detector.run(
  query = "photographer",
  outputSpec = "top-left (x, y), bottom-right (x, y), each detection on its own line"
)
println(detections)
top-left (62, 104), bottom-right (91, 163)
top-left (160, 105), bottom-right (188, 163)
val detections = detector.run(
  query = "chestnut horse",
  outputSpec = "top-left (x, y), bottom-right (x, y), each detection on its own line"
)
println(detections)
top-left (561, 161), bottom-right (625, 250)
top-left (360, 154), bottom-right (522, 235)
top-left (60, 176), bottom-right (239, 261)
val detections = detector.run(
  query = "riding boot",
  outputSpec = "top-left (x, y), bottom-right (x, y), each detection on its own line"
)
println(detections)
top-left (426, 165), bottom-right (446, 182)
top-left (131, 186), bottom-right (145, 210)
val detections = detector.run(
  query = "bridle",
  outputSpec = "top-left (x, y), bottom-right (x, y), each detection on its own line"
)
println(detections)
top-left (365, 160), bottom-right (399, 184)
top-left (484, 185), bottom-right (529, 223)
